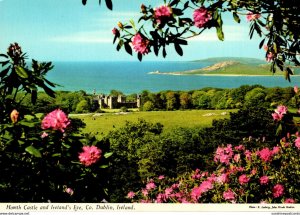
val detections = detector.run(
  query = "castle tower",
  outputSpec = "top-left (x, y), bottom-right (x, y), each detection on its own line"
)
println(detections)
top-left (137, 94), bottom-right (141, 108)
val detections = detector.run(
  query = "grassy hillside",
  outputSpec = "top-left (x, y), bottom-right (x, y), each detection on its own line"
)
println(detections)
top-left (71, 109), bottom-right (235, 137)
top-left (193, 57), bottom-right (266, 65)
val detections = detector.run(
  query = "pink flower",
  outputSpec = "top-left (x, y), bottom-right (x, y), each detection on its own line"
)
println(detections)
top-left (41, 109), bottom-right (70, 132)
top-left (112, 27), bottom-right (119, 35)
top-left (199, 180), bottom-right (213, 193)
top-left (246, 12), bottom-right (261, 22)
top-left (217, 173), bottom-right (229, 184)
top-left (41, 132), bottom-right (49, 138)
top-left (257, 148), bottom-right (273, 162)
top-left (244, 150), bottom-right (252, 161)
top-left (127, 191), bottom-right (135, 199)
top-left (266, 52), bottom-right (274, 62)
top-left (142, 189), bottom-right (148, 196)
top-left (272, 112), bottom-right (283, 121)
top-left (158, 175), bottom-right (165, 180)
top-left (165, 187), bottom-right (173, 196)
top-left (295, 137), bottom-right (300, 149)
top-left (251, 169), bottom-right (257, 175)
top-left (276, 105), bottom-right (288, 115)
top-left (154, 5), bottom-right (172, 24)
top-left (191, 187), bottom-right (202, 201)
top-left (294, 86), bottom-right (299, 94)
top-left (234, 154), bottom-right (241, 163)
top-left (132, 33), bottom-right (149, 55)
top-left (238, 174), bottom-right (250, 185)
top-left (193, 7), bottom-right (211, 28)
top-left (234, 145), bottom-right (245, 151)
top-left (272, 146), bottom-right (280, 155)
top-left (146, 182), bottom-right (156, 190)
top-left (65, 187), bottom-right (74, 196)
top-left (273, 184), bottom-right (284, 198)
top-left (223, 189), bottom-right (236, 201)
top-left (259, 176), bottom-right (269, 185)
top-left (214, 144), bottom-right (234, 165)
top-left (263, 45), bottom-right (268, 52)
top-left (171, 183), bottom-right (180, 189)
top-left (156, 193), bottom-right (167, 203)
top-left (284, 198), bottom-right (296, 203)
top-left (273, 184), bottom-right (284, 197)
top-left (78, 146), bottom-right (102, 166)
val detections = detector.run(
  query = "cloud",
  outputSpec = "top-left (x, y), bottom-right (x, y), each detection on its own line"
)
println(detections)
top-left (48, 30), bottom-right (112, 43)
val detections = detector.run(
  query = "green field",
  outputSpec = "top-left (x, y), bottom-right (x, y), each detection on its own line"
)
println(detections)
top-left (70, 109), bottom-right (235, 137)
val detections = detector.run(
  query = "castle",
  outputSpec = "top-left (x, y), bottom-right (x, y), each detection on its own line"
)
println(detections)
top-left (93, 94), bottom-right (141, 109)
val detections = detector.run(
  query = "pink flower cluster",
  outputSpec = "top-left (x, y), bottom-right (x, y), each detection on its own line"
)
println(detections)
top-left (41, 109), bottom-right (70, 132)
top-left (295, 137), bottom-right (300, 149)
top-left (214, 144), bottom-right (234, 165)
top-left (132, 33), bottom-right (150, 55)
top-left (78, 146), bottom-right (102, 166)
top-left (273, 184), bottom-right (284, 198)
top-left (246, 12), bottom-right (261, 22)
top-left (266, 52), bottom-right (274, 62)
top-left (272, 105), bottom-right (288, 121)
top-left (256, 148), bottom-right (274, 162)
top-left (154, 5), bottom-right (172, 24)
top-left (223, 189), bottom-right (236, 202)
top-left (193, 7), bottom-right (211, 28)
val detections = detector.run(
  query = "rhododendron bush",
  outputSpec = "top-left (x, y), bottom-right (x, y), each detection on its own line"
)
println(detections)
top-left (127, 131), bottom-right (300, 203)
top-left (0, 45), bottom-right (112, 202)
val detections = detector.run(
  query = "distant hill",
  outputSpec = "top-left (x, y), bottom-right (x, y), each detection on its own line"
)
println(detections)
top-left (149, 57), bottom-right (299, 76)
top-left (193, 57), bottom-right (266, 66)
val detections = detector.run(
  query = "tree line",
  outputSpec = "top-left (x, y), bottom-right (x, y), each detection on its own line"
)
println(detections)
top-left (17, 85), bottom-right (297, 114)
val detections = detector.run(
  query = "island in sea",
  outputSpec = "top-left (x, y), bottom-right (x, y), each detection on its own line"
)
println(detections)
top-left (148, 57), bottom-right (300, 76)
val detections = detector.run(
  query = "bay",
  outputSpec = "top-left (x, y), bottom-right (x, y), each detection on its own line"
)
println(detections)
top-left (47, 61), bottom-right (300, 94)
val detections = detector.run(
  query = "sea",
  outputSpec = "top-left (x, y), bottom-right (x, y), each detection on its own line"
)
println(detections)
top-left (46, 61), bottom-right (300, 94)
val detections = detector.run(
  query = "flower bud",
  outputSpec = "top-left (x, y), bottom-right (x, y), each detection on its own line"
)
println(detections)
top-left (117, 22), bottom-right (123, 29)
top-left (141, 4), bottom-right (147, 13)
top-left (10, 109), bottom-right (19, 123)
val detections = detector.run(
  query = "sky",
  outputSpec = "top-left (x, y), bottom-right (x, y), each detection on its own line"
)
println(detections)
top-left (0, 0), bottom-right (265, 62)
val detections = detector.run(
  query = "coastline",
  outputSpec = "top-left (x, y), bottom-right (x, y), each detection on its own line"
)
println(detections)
top-left (148, 72), bottom-right (300, 77)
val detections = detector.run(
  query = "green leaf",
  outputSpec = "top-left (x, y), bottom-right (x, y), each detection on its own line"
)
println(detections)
top-left (216, 14), bottom-right (224, 41)
top-left (25, 146), bottom-right (42, 158)
top-left (104, 152), bottom-right (113, 158)
top-left (15, 66), bottom-right (29, 78)
top-left (52, 153), bottom-right (61, 157)
top-left (216, 26), bottom-right (224, 41)
top-left (124, 42), bottom-right (132, 55)
top-left (0, 54), bottom-right (8, 58)
top-left (18, 121), bottom-right (36, 128)
top-left (174, 43), bottom-right (183, 56)
top-left (62, 143), bottom-right (71, 149)
top-left (233, 12), bottom-right (240, 23)
top-left (105, 0), bottom-right (112, 10)
top-left (276, 124), bottom-right (282, 136)
top-left (99, 165), bottom-right (109, 169)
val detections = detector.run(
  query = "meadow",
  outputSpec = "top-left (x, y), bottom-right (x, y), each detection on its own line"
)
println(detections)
top-left (71, 109), bottom-right (235, 137)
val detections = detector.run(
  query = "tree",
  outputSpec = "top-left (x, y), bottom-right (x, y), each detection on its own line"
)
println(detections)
top-left (179, 92), bottom-right (191, 109)
top-left (166, 91), bottom-right (177, 110)
top-left (83, 0), bottom-right (300, 81)
top-left (75, 99), bottom-right (91, 113)
top-left (143, 100), bottom-right (155, 111)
